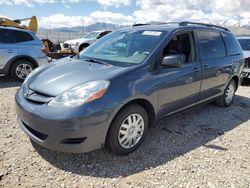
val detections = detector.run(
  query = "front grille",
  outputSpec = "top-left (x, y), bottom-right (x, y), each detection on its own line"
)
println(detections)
top-left (60, 137), bottom-right (87, 145)
top-left (24, 89), bottom-right (54, 104)
top-left (22, 121), bottom-right (48, 141)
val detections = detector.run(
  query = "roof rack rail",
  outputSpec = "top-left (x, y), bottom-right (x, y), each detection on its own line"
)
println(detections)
top-left (132, 23), bottom-right (150, 27)
top-left (132, 21), bottom-right (230, 32)
top-left (179, 21), bottom-right (230, 32)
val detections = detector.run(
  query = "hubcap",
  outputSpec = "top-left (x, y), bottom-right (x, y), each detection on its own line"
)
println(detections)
top-left (16, 64), bottom-right (33, 79)
top-left (118, 114), bottom-right (145, 149)
top-left (225, 83), bottom-right (235, 104)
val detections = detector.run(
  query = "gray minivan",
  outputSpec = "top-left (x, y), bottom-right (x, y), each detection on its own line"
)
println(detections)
top-left (0, 26), bottom-right (48, 81)
top-left (16, 22), bottom-right (244, 155)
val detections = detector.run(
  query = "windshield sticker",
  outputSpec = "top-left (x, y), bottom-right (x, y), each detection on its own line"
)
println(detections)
top-left (142, 31), bottom-right (162, 36)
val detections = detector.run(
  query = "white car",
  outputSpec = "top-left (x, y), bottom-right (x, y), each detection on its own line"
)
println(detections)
top-left (237, 36), bottom-right (250, 80)
top-left (63, 30), bottom-right (111, 53)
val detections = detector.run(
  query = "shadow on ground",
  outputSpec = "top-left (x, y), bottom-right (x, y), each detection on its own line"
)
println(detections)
top-left (32, 94), bottom-right (250, 178)
top-left (0, 75), bottom-right (22, 88)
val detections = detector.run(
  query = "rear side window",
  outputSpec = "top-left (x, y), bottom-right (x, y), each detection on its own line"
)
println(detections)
top-left (238, 39), bottom-right (250, 51)
top-left (12, 30), bottom-right (33, 43)
top-left (223, 33), bottom-right (242, 55)
top-left (0, 29), bottom-right (15, 43)
top-left (197, 30), bottom-right (226, 59)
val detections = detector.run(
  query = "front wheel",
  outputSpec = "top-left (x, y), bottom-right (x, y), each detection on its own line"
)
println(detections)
top-left (10, 60), bottom-right (35, 81)
top-left (215, 80), bottom-right (236, 107)
top-left (106, 104), bottom-right (148, 155)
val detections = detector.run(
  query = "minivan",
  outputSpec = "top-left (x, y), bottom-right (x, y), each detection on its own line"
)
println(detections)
top-left (16, 22), bottom-right (244, 155)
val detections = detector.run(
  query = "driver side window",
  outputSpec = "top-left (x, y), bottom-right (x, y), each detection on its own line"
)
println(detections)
top-left (163, 32), bottom-right (195, 64)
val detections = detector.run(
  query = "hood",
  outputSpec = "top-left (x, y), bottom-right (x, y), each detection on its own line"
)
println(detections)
top-left (26, 57), bottom-right (127, 97)
top-left (243, 50), bottom-right (250, 58)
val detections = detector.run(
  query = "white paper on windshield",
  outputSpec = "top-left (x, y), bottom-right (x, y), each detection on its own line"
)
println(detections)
top-left (142, 31), bottom-right (162, 36)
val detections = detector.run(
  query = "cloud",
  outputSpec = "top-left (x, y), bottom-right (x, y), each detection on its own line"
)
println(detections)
top-left (89, 11), bottom-right (133, 24)
top-left (0, 0), bottom-right (13, 5)
top-left (133, 0), bottom-right (250, 26)
top-left (0, 15), bottom-right (10, 18)
top-left (40, 14), bottom-right (92, 28)
top-left (39, 11), bottom-right (133, 28)
top-left (97, 0), bottom-right (132, 7)
top-left (2, 0), bottom-right (250, 28)
top-left (0, 0), bottom-right (79, 7)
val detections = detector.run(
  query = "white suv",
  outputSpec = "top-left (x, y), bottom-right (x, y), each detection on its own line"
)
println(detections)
top-left (63, 30), bottom-right (111, 53)
top-left (237, 36), bottom-right (250, 80)
top-left (0, 26), bottom-right (48, 81)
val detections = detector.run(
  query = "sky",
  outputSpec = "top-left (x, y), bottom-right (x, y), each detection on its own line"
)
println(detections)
top-left (0, 0), bottom-right (250, 29)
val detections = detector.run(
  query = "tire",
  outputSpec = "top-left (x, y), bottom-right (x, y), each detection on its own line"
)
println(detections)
top-left (215, 80), bottom-right (236, 107)
top-left (10, 60), bottom-right (35, 82)
top-left (78, 44), bottom-right (89, 52)
top-left (106, 104), bottom-right (148, 155)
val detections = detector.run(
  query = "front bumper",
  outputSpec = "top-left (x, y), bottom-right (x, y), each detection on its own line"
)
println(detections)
top-left (242, 58), bottom-right (250, 78)
top-left (15, 87), bottom-right (120, 153)
top-left (242, 68), bottom-right (250, 78)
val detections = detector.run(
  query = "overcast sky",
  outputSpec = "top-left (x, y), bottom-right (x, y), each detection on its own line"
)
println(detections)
top-left (0, 0), bottom-right (250, 28)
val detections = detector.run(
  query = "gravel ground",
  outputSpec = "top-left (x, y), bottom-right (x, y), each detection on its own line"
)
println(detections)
top-left (0, 75), bottom-right (250, 188)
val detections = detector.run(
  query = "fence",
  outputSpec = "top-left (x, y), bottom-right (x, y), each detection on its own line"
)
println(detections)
top-left (37, 31), bottom-right (83, 43)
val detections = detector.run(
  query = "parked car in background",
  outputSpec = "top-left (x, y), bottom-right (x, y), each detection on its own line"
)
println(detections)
top-left (16, 22), bottom-right (244, 155)
top-left (63, 30), bottom-right (111, 53)
top-left (237, 36), bottom-right (250, 80)
top-left (0, 26), bottom-right (48, 81)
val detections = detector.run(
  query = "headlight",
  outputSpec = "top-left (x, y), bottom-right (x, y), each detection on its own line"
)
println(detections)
top-left (48, 80), bottom-right (110, 107)
top-left (243, 68), bottom-right (250, 73)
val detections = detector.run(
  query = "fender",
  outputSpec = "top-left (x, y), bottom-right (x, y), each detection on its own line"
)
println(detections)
top-left (0, 55), bottom-right (39, 74)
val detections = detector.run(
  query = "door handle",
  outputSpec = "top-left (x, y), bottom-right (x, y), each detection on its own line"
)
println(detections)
top-left (193, 67), bottom-right (199, 73)
top-left (7, 50), bottom-right (13, 53)
top-left (203, 64), bottom-right (209, 70)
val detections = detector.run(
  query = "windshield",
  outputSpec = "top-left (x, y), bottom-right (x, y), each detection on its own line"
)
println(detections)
top-left (83, 32), bottom-right (100, 39)
top-left (238, 39), bottom-right (250, 51)
top-left (80, 30), bottom-right (167, 66)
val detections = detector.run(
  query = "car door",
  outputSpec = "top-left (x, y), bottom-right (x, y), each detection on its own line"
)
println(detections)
top-left (0, 29), bottom-right (17, 70)
top-left (157, 31), bottom-right (202, 117)
top-left (196, 30), bottom-right (231, 103)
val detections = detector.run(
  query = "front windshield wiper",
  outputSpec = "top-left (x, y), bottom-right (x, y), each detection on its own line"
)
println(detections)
top-left (84, 58), bottom-right (110, 66)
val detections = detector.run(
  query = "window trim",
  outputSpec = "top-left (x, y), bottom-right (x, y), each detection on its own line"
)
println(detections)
top-left (0, 28), bottom-right (17, 44)
top-left (12, 30), bottom-right (34, 43)
top-left (196, 29), bottom-right (227, 60)
top-left (160, 30), bottom-right (197, 65)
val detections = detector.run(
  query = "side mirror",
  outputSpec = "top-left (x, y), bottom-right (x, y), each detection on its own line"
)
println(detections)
top-left (161, 54), bottom-right (186, 68)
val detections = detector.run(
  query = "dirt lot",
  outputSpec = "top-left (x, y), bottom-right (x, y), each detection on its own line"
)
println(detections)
top-left (0, 75), bottom-right (250, 188)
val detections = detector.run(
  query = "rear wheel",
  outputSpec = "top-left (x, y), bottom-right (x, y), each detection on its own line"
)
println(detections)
top-left (106, 104), bottom-right (148, 155)
top-left (78, 44), bottom-right (89, 52)
top-left (10, 60), bottom-right (35, 81)
top-left (215, 80), bottom-right (236, 107)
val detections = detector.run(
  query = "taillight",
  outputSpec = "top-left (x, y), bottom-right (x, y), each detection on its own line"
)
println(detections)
top-left (42, 47), bottom-right (47, 54)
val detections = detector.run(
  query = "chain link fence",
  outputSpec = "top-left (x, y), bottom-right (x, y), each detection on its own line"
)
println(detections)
top-left (37, 31), bottom-right (83, 43)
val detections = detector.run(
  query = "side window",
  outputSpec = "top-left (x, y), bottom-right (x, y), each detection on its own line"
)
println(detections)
top-left (12, 30), bottom-right (33, 43)
top-left (223, 33), bottom-right (242, 55)
top-left (238, 39), bottom-right (250, 51)
top-left (163, 32), bottom-right (195, 63)
top-left (0, 29), bottom-right (15, 44)
top-left (197, 30), bottom-right (226, 59)
top-left (97, 31), bottom-right (110, 39)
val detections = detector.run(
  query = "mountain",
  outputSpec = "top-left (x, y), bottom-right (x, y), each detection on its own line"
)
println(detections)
top-left (39, 22), bottom-right (130, 33)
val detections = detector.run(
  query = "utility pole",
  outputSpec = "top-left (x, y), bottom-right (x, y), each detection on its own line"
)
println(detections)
top-left (82, 18), bottom-right (84, 36)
